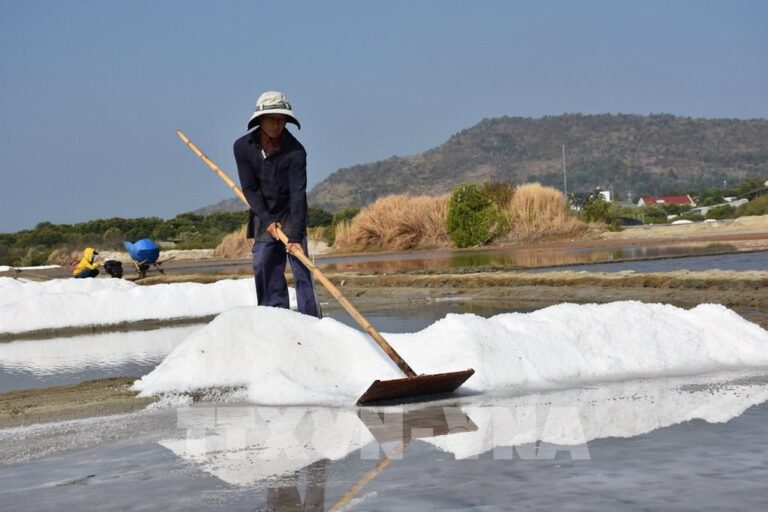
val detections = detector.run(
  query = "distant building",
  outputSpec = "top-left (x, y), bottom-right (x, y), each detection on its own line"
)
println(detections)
top-left (637, 195), bottom-right (696, 207)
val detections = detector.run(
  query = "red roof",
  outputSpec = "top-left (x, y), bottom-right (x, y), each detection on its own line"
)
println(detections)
top-left (639, 195), bottom-right (695, 206)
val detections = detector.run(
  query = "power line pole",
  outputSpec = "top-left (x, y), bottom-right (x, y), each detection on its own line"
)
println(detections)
top-left (562, 144), bottom-right (568, 197)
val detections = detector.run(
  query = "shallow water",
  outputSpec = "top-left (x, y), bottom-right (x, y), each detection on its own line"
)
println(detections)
top-left (0, 326), bottom-right (201, 393)
top-left (2, 371), bottom-right (768, 510)
top-left (317, 243), bottom-right (746, 273)
top-left (528, 249), bottom-right (768, 273)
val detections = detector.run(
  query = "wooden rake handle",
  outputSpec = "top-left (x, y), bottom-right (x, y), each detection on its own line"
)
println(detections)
top-left (274, 226), bottom-right (417, 378)
top-left (175, 130), bottom-right (417, 378)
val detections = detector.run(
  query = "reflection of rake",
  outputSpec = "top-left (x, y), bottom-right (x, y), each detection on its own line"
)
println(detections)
top-left (329, 406), bottom-right (478, 511)
top-left (177, 130), bottom-right (475, 405)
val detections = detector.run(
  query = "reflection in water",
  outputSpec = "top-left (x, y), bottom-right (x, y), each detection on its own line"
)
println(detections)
top-left (426, 372), bottom-right (768, 459)
top-left (0, 325), bottom-right (201, 392)
top-left (0, 326), bottom-right (199, 374)
top-left (266, 459), bottom-right (329, 512)
top-left (318, 243), bottom-right (738, 273)
top-left (329, 406), bottom-right (478, 511)
top-left (158, 371), bottom-right (768, 510)
top-left (160, 405), bottom-right (476, 511)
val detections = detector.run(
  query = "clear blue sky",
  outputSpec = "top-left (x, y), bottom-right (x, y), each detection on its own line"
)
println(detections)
top-left (1, 0), bottom-right (766, 232)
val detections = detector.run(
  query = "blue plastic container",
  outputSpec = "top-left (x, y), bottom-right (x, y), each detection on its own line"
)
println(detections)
top-left (124, 239), bottom-right (161, 264)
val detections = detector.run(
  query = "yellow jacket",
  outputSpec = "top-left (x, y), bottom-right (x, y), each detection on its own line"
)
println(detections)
top-left (72, 247), bottom-right (100, 276)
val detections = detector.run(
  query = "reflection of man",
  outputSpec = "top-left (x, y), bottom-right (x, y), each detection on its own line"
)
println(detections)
top-left (266, 458), bottom-right (329, 511)
top-left (234, 91), bottom-right (320, 318)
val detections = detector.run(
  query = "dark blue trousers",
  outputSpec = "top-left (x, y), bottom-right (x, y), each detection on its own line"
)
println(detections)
top-left (74, 268), bottom-right (99, 278)
top-left (251, 237), bottom-right (321, 318)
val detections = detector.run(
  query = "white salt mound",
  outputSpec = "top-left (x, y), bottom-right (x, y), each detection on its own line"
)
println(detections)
top-left (134, 301), bottom-right (768, 405)
top-left (0, 277), bottom-right (295, 333)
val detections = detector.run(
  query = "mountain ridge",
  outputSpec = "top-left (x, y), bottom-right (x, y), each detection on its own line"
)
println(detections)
top-left (307, 113), bottom-right (768, 211)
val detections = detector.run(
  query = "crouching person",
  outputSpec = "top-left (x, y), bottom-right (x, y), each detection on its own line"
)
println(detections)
top-left (72, 247), bottom-right (100, 278)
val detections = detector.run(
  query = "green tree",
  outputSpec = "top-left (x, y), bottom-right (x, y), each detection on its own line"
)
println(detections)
top-left (307, 207), bottom-right (334, 227)
top-left (698, 188), bottom-right (725, 206)
top-left (730, 177), bottom-right (765, 197)
top-left (333, 208), bottom-right (360, 225)
top-left (581, 191), bottom-right (612, 223)
top-left (705, 205), bottom-right (735, 219)
top-left (102, 227), bottom-right (125, 249)
top-left (445, 183), bottom-right (506, 248)
top-left (641, 205), bottom-right (668, 224)
top-left (736, 196), bottom-right (768, 216)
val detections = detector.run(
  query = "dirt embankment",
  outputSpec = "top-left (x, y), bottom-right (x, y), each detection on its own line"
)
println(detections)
top-left (0, 378), bottom-right (154, 429)
top-left (135, 267), bottom-right (768, 326)
top-left (600, 215), bottom-right (768, 241)
top-left (317, 269), bottom-right (768, 327)
top-left (329, 268), bottom-right (768, 290)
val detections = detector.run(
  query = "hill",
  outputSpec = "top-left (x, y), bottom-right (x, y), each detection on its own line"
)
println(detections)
top-left (307, 114), bottom-right (768, 211)
top-left (194, 197), bottom-right (246, 216)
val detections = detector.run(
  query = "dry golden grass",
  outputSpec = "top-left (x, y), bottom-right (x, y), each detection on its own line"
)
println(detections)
top-left (307, 226), bottom-right (329, 245)
top-left (333, 194), bottom-right (451, 252)
top-left (214, 224), bottom-right (251, 258)
top-left (214, 224), bottom-right (332, 259)
top-left (501, 183), bottom-right (587, 241)
top-left (47, 247), bottom-right (81, 265)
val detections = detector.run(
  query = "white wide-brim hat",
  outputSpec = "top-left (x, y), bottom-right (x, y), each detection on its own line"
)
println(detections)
top-left (247, 91), bottom-right (301, 130)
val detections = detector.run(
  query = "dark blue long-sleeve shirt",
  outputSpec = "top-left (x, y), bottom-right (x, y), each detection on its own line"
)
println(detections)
top-left (233, 129), bottom-right (309, 243)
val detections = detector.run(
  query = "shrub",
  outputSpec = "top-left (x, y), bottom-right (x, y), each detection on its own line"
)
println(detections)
top-left (736, 196), bottom-right (768, 217)
top-left (502, 183), bottom-right (587, 241)
top-left (698, 188), bottom-right (725, 206)
top-left (307, 207), bottom-right (333, 227)
top-left (639, 205), bottom-right (667, 224)
top-left (0, 247), bottom-right (24, 266)
top-left (333, 208), bottom-right (360, 225)
top-left (333, 194), bottom-right (450, 252)
top-left (445, 184), bottom-right (506, 248)
top-left (19, 246), bottom-right (52, 267)
top-left (102, 227), bottom-right (125, 250)
top-left (580, 191), bottom-right (613, 223)
top-left (663, 204), bottom-right (693, 216)
top-left (705, 204), bottom-right (736, 219)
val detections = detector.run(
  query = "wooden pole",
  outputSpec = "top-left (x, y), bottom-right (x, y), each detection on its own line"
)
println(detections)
top-left (329, 441), bottom-right (406, 512)
top-left (175, 130), bottom-right (418, 378)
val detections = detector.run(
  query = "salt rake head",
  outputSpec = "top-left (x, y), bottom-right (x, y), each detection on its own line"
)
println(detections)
top-left (357, 369), bottom-right (475, 406)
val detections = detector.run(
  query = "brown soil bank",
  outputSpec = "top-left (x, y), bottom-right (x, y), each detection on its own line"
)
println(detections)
top-left (0, 377), bottom-right (154, 429)
top-left (329, 268), bottom-right (768, 290)
top-left (600, 214), bottom-right (768, 241)
top-left (134, 267), bottom-right (768, 324)
top-left (316, 269), bottom-right (768, 329)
